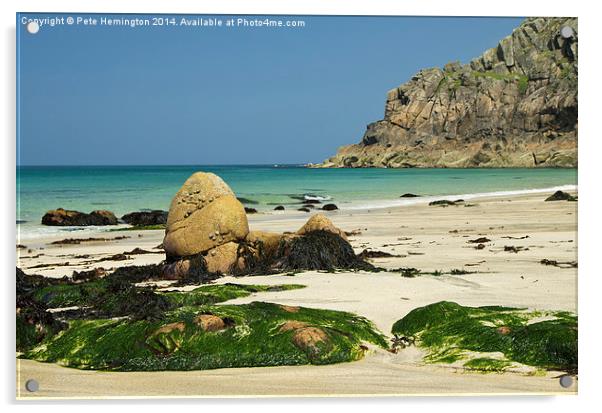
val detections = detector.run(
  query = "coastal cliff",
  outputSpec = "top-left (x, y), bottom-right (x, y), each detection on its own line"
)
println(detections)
top-left (320, 17), bottom-right (577, 168)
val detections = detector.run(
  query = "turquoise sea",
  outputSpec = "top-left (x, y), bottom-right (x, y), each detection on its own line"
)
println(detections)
top-left (16, 165), bottom-right (577, 240)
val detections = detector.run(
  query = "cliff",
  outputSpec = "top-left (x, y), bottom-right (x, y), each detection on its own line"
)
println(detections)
top-left (320, 17), bottom-right (577, 168)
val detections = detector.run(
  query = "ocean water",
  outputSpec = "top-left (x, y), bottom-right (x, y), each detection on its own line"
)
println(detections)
top-left (16, 165), bottom-right (577, 240)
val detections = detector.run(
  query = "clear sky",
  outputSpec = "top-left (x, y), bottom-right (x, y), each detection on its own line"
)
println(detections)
top-left (17, 14), bottom-right (524, 166)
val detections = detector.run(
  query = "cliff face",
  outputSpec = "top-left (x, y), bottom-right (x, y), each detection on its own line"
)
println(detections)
top-left (321, 17), bottom-right (577, 168)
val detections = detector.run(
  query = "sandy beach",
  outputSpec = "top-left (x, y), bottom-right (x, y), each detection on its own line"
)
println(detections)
top-left (16, 191), bottom-right (578, 398)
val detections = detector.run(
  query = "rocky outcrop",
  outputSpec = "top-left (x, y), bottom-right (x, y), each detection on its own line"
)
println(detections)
top-left (121, 210), bottom-right (168, 227)
top-left (41, 208), bottom-right (118, 226)
top-left (162, 172), bottom-right (374, 279)
top-left (320, 17), bottom-right (577, 168)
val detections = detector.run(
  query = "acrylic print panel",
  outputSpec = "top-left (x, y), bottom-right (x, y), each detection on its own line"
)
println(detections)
top-left (16, 13), bottom-right (578, 398)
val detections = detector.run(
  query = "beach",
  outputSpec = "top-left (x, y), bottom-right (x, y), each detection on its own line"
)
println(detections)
top-left (16, 190), bottom-right (578, 398)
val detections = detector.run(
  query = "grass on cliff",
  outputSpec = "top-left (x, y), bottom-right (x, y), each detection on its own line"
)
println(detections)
top-left (473, 71), bottom-right (530, 94)
top-left (391, 301), bottom-right (577, 373)
top-left (22, 301), bottom-right (388, 371)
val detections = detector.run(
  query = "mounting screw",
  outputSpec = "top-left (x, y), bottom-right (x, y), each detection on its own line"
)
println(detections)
top-left (559, 375), bottom-right (574, 388)
top-left (560, 26), bottom-right (574, 39)
top-left (25, 379), bottom-right (39, 392)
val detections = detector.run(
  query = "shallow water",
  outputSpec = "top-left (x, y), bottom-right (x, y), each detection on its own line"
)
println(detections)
top-left (16, 165), bottom-right (577, 240)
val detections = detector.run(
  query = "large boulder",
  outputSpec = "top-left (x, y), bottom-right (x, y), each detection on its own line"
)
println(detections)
top-left (121, 210), bottom-right (168, 226)
top-left (41, 208), bottom-right (118, 226)
top-left (297, 214), bottom-right (348, 241)
top-left (163, 172), bottom-right (249, 258)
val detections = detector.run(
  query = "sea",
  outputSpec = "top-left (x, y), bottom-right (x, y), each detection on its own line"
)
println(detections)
top-left (16, 165), bottom-right (577, 241)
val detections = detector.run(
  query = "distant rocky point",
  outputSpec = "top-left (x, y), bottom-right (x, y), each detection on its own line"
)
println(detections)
top-left (319, 17), bottom-right (577, 168)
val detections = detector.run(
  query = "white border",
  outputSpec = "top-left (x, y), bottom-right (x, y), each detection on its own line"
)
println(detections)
top-left (2, 0), bottom-right (601, 411)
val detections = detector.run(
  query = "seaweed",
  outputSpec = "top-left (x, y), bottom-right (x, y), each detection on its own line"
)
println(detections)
top-left (274, 230), bottom-right (376, 272)
top-left (23, 302), bottom-right (387, 371)
top-left (391, 301), bottom-right (577, 373)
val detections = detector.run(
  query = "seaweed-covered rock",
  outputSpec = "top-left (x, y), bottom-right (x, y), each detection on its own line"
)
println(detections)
top-left (163, 172), bottom-right (249, 258)
top-left (121, 210), bottom-right (168, 226)
top-left (273, 230), bottom-right (374, 272)
top-left (42, 208), bottom-right (118, 226)
top-left (322, 203), bottom-right (339, 211)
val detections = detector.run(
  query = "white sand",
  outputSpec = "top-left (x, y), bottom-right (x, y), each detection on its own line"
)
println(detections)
top-left (16, 192), bottom-right (578, 398)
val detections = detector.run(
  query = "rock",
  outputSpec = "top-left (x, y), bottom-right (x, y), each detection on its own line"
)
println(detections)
top-left (291, 327), bottom-right (329, 353)
top-left (302, 204), bottom-right (315, 209)
top-left (297, 207), bottom-right (310, 212)
top-left (400, 193), bottom-right (420, 198)
top-left (545, 190), bottom-right (577, 201)
top-left (203, 242), bottom-right (241, 274)
top-left (194, 314), bottom-right (227, 332)
top-left (246, 231), bottom-right (286, 260)
top-left (244, 207), bottom-right (258, 214)
top-left (297, 214), bottom-right (347, 240)
top-left (41, 208), bottom-right (118, 226)
top-left (322, 203), bottom-right (339, 211)
top-left (279, 320), bottom-right (310, 332)
top-left (163, 172), bottom-right (249, 258)
top-left (274, 205), bottom-right (285, 211)
top-left (317, 18), bottom-right (577, 168)
top-left (303, 199), bottom-right (321, 204)
top-left (121, 210), bottom-right (168, 226)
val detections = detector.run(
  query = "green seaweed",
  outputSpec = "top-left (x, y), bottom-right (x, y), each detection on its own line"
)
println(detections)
top-left (23, 301), bottom-right (388, 371)
top-left (463, 358), bottom-right (512, 373)
top-left (391, 301), bottom-right (577, 372)
top-left (163, 283), bottom-right (305, 307)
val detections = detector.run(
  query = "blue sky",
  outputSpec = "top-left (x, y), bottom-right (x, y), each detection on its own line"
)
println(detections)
top-left (17, 14), bottom-right (523, 165)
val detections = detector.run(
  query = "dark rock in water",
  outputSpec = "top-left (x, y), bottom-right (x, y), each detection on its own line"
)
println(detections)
top-left (274, 205), bottom-right (285, 211)
top-left (400, 193), bottom-right (420, 198)
top-left (237, 197), bottom-right (259, 205)
top-left (272, 230), bottom-right (375, 272)
top-left (17, 220), bottom-right (27, 224)
top-left (244, 207), bottom-right (258, 214)
top-left (429, 200), bottom-right (457, 206)
top-left (475, 243), bottom-right (486, 250)
top-left (302, 204), bottom-right (315, 209)
top-left (545, 191), bottom-right (577, 201)
top-left (17, 244), bottom-right (27, 249)
top-left (303, 199), bottom-right (321, 204)
top-left (298, 207), bottom-right (311, 212)
top-left (42, 208), bottom-right (118, 226)
top-left (322, 204), bottom-right (339, 211)
top-left (121, 210), bottom-right (168, 226)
